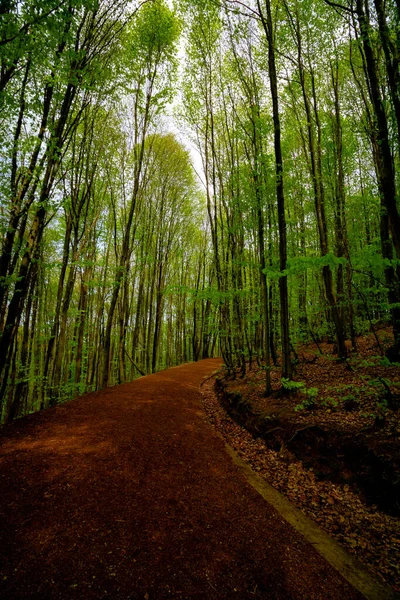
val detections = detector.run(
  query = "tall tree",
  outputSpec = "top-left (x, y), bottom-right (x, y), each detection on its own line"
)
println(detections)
top-left (101, 0), bottom-right (181, 387)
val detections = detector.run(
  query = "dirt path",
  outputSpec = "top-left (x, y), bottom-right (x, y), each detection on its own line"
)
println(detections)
top-left (0, 359), bottom-right (367, 599)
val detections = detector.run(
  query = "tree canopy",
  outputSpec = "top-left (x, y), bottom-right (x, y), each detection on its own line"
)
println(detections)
top-left (0, 0), bottom-right (399, 422)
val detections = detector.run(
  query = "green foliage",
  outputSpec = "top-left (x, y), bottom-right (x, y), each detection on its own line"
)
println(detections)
top-left (341, 393), bottom-right (359, 405)
top-left (380, 356), bottom-right (400, 368)
top-left (281, 377), bottom-right (305, 392)
top-left (281, 378), bottom-right (319, 410)
top-left (294, 387), bottom-right (319, 412)
top-left (133, 0), bottom-right (181, 56)
top-left (125, 0), bottom-right (181, 82)
top-left (2, 0), bottom-right (400, 423)
top-left (321, 396), bottom-right (339, 408)
top-left (263, 254), bottom-right (347, 280)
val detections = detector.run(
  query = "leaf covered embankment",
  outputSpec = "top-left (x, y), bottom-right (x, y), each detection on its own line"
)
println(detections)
top-left (201, 329), bottom-right (400, 593)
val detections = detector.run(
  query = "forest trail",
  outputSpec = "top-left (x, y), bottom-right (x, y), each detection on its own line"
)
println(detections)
top-left (0, 359), bottom-right (366, 600)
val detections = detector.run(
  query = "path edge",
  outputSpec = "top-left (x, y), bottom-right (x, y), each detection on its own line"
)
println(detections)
top-left (224, 443), bottom-right (398, 600)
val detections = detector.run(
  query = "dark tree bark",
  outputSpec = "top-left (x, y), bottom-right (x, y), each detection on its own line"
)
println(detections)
top-left (355, 0), bottom-right (400, 358)
top-left (257, 0), bottom-right (292, 378)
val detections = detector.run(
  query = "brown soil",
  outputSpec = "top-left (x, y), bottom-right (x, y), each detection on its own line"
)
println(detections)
top-left (0, 359), bottom-right (366, 600)
top-left (205, 330), bottom-right (400, 594)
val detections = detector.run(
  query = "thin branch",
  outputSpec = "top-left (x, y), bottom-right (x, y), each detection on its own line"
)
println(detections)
top-left (224, 0), bottom-right (261, 18)
top-left (322, 0), bottom-right (354, 14)
top-left (207, 0), bottom-right (261, 21)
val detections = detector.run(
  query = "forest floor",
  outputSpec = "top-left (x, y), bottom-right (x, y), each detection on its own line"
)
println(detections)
top-left (0, 358), bottom-right (382, 600)
top-left (201, 327), bottom-right (400, 595)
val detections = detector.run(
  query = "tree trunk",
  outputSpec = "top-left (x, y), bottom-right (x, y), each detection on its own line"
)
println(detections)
top-left (257, 0), bottom-right (292, 378)
top-left (355, 0), bottom-right (400, 358)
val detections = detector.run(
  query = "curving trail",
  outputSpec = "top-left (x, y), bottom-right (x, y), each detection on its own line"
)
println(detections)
top-left (0, 359), bottom-right (364, 599)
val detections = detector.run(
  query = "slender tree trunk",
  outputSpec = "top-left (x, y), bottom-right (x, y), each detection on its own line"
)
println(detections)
top-left (355, 0), bottom-right (400, 357)
top-left (330, 61), bottom-right (356, 349)
top-left (152, 263), bottom-right (164, 373)
top-left (258, 0), bottom-right (292, 378)
top-left (287, 2), bottom-right (347, 358)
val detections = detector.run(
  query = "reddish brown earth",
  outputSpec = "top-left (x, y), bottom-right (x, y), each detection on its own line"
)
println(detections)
top-left (0, 359), bottom-right (366, 599)
top-left (207, 330), bottom-right (400, 592)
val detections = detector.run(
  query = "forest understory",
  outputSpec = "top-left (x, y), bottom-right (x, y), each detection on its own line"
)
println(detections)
top-left (201, 326), bottom-right (400, 594)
